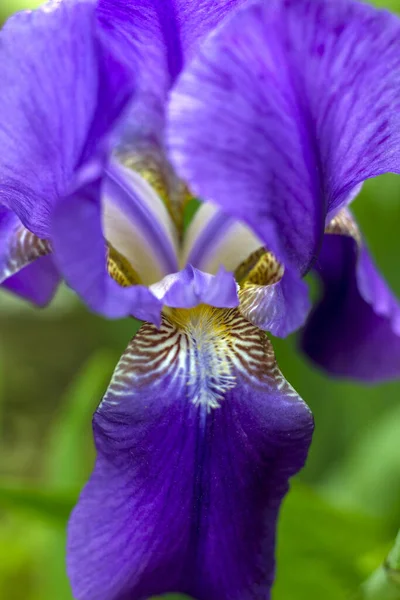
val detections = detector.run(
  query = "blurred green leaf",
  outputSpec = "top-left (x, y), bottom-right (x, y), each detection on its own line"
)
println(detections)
top-left (0, 483), bottom-right (75, 525)
top-left (320, 401), bottom-right (400, 519)
top-left (362, 530), bottom-right (400, 600)
top-left (39, 352), bottom-right (118, 600)
top-left (183, 198), bottom-right (201, 232)
top-left (0, 0), bottom-right (43, 22)
top-left (46, 350), bottom-right (116, 488)
top-left (274, 483), bottom-right (387, 600)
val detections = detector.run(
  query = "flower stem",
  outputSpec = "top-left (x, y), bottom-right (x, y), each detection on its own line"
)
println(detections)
top-left (361, 531), bottom-right (400, 600)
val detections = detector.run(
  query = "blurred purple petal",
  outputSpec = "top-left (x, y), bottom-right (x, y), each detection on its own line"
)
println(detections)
top-left (0, 0), bottom-right (133, 237)
top-left (302, 227), bottom-right (400, 382)
top-left (68, 310), bottom-right (313, 600)
top-left (168, 0), bottom-right (400, 273)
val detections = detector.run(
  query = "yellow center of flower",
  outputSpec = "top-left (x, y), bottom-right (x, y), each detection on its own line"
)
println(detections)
top-left (235, 247), bottom-right (284, 287)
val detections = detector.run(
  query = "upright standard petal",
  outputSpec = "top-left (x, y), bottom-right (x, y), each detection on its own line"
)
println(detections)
top-left (97, 0), bottom-right (243, 148)
top-left (0, 0), bottom-right (133, 237)
top-left (168, 0), bottom-right (400, 273)
top-left (68, 307), bottom-right (313, 600)
top-left (301, 210), bottom-right (400, 382)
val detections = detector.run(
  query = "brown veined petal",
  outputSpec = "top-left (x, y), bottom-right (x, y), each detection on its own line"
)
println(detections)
top-left (68, 306), bottom-right (313, 600)
top-left (0, 208), bottom-right (51, 284)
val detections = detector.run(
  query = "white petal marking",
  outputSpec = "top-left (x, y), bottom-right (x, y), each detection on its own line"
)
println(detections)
top-left (102, 307), bottom-right (299, 412)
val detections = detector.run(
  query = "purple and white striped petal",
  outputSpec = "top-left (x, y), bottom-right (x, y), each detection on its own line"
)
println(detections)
top-left (104, 160), bottom-right (179, 284)
top-left (240, 270), bottom-right (311, 338)
top-left (0, 208), bottom-right (50, 283)
top-left (0, 207), bottom-right (60, 306)
top-left (183, 204), bottom-right (310, 336)
top-left (51, 177), bottom-right (164, 324)
top-left (68, 307), bottom-right (313, 600)
top-left (52, 170), bottom-right (237, 321)
top-left (302, 209), bottom-right (400, 382)
top-left (182, 203), bottom-right (260, 274)
top-left (168, 0), bottom-right (400, 274)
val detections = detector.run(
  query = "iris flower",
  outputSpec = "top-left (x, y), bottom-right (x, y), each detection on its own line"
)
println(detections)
top-left (1, 0), bottom-right (400, 599)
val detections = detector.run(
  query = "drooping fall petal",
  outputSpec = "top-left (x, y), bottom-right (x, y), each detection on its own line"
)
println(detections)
top-left (68, 307), bottom-right (313, 600)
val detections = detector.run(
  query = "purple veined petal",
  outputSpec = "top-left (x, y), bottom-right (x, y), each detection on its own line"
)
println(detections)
top-left (182, 204), bottom-right (311, 337)
top-left (104, 160), bottom-right (179, 283)
top-left (2, 257), bottom-right (60, 307)
top-left (240, 271), bottom-right (311, 338)
top-left (0, 206), bottom-right (60, 305)
top-left (97, 0), bottom-right (244, 150)
top-left (0, 207), bottom-right (50, 283)
top-left (167, 0), bottom-right (400, 274)
top-left (326, 183), bottom-right (363, 224)
top-left (68, 307), bottom-right (313, 600)
top-left (51, 177), bottom-right (163, 325)
top-left (150, 264), bottom-right (239, 309)
top-left (301, 210), bottom-right (400, 382)
top-left (0, 0), bottom-right (134, 238)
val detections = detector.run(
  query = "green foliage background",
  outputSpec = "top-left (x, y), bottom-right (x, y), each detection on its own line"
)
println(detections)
top-left (0, 0), bottom-right (400, 599)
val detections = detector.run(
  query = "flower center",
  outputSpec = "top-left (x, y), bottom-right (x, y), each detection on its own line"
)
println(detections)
top-left (103, 155), bottom-right (286, 296)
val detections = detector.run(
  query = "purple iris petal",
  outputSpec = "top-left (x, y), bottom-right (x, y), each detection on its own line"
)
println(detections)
top-left (0, 208), bottom-right (22, 282)
top-left (0, 0), bottom-right (133, 238)
top-left (51, 179), bottom-right (163, 324)
top-left (184, 205), bottom-right (311, 336)
top-left (68, 311), bottom-right (313, 600)
top-left (186, 209), bottom-right (236, 269)
top-left (301, 234), bottom-right (400, 382)
top-left (2, 257), bottom-right (60, 307)
top-left (167, 0), bottom-right (400, 274)
top-left (0, 206), bottom-right (60, 305)
top-left (241, 271), bottom-right (311, 338)
top-left (52, 175), bottom-right (236, 321)
top-left (97, 0), bottom-right (243, 149)
top-left (151, 264), bottom-right (239, 308)
top-left (105, 161), bottom-right (178, 276)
